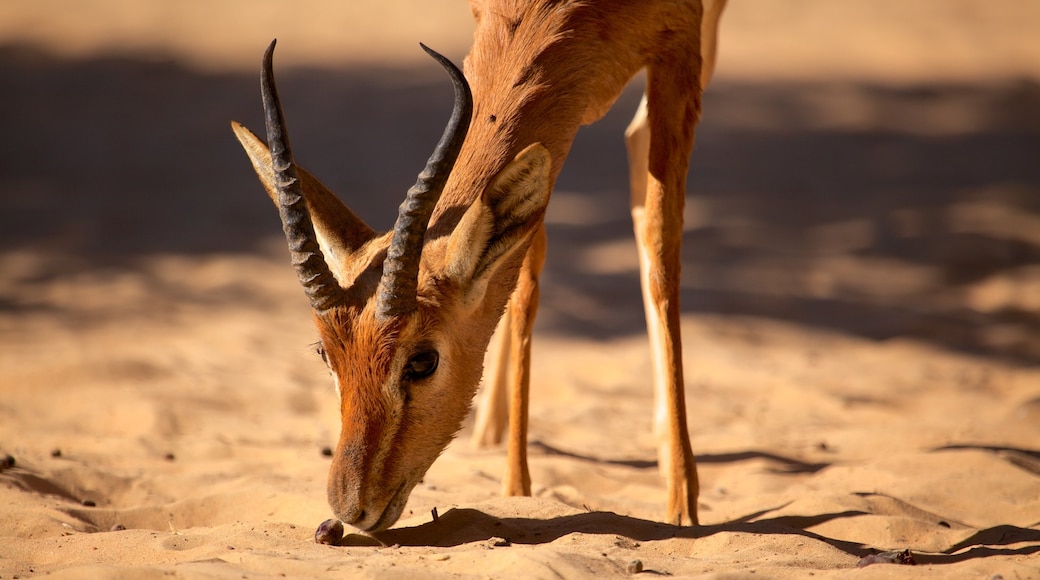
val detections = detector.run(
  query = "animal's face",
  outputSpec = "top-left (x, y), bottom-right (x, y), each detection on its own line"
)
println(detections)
top-left (231, 41), bottom-right (550, 532)
top-left (314, 275), bottom-right (496, 531)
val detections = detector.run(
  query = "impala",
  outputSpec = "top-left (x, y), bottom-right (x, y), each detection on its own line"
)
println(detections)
top-left (232, 0), bottom-right (726, 532)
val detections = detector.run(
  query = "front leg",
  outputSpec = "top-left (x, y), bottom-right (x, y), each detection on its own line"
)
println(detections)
top-left (502, 224), bottom-right (547, 496)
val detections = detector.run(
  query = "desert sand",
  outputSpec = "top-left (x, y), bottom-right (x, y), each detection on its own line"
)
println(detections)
top-left (1, 1), bottom-right (1039, 578)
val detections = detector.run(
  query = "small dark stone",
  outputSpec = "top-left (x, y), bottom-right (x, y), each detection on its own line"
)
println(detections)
top-left (1, 453), bottom-right (15, 470)
top-left (51, 449), bottom-right (62, 458)
top-left (320, 446), bottom-right (333, 457)
top-left (314, 518), bottom-right (344, 545)
top-left (110, 524), bottom-right (126, 532)
top-left (82, 500), bottom-right (96, 507)
top-left (626, 559), bottom-right (643, 574)
top-left (164, 452), bottom-right (176, 461)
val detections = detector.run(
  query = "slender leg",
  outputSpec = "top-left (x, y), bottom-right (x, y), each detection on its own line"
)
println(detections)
top-left (625, 50), bottom-right (704, 527)
top-left (502, 224), bottom-right (547, 497)
top-left (471, 310), bottom-right (511, 448)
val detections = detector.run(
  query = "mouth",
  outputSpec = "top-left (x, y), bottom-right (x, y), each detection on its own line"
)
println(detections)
top-left (361, 480), bottom-right (410, 533)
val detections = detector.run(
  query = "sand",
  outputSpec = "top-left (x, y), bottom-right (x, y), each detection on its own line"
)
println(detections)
top-left (1, 1), bottom-right (1039, 578)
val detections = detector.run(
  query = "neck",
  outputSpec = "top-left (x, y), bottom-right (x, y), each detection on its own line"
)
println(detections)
top-left (432, 1), bottom-right (648, 231)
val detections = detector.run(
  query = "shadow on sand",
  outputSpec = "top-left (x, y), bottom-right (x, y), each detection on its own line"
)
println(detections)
top-left (2, 44), bottom-right (1039, 361)
top-left (357, 505), bottom-right (1040, 566)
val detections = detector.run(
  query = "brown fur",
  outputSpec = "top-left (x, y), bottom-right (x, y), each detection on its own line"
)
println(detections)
top-left (233, 0), bottom-right (726, 531)
top-left (462, 0), bottom-right (723, 527)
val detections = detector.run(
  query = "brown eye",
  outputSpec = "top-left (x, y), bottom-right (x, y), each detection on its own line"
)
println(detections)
top-left (403, 350), bottom-right (439, 381)
top-left (315, 344), bottom-right (328, 366)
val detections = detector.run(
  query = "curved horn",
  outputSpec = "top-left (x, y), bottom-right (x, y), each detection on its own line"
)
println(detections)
top-left (375, 44), bottom-right (473, 321)
top-left (261, 40), bottom-right (347, 313)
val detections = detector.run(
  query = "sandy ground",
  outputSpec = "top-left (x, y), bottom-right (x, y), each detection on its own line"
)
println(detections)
top-left (2, 1), bottom-right (1040, 578)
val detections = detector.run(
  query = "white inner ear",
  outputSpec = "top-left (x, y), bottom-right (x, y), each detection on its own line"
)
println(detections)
top-left (472, 143), bottom-right (551, 280)
top-left (315, 232), bottom-right (344, 283)
top-left (443, 143), bottom-right (552, 311)
top-left (445, 200), bottom-right (494, 283)
top-left (313, 226), bottom-right (374, 288)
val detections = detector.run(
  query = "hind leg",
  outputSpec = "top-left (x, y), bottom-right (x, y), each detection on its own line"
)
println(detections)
top-left (471, 308), bottom-right (512, 448)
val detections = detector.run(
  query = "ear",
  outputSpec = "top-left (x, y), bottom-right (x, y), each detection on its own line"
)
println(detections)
top-left (444, 143), bottom-right (551, 308)
top-left (231, 121), bottom-right (377, 269)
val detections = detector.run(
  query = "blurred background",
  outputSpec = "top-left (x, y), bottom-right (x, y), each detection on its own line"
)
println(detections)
top-left (1, 0), bottom-right (1039, 362)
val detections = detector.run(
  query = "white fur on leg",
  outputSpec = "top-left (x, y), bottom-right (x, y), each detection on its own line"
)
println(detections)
top-left (471, 311), bottom-right (512, 447)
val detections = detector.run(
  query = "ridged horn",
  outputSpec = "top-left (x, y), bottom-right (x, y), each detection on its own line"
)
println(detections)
top-left (375, 44), bottom-right (473, 321)
top-left (261, 39), bottom-right (346, 313)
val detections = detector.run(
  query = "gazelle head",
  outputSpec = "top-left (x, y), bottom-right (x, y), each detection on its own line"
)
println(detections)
top-left (231, 41), bottom-right (550, 532)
